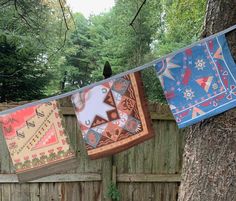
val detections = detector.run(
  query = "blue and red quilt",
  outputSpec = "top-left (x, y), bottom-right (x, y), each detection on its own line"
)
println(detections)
top-left (155, 34), bottom-right (236, 128)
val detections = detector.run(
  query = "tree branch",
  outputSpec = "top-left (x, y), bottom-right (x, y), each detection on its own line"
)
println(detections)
top-left (129, 0), bottom-right (147, 27)
top-left (0, 0), bottom-right (13, 10)
top-left (14, 0), bottom-right (33, 28)
top-left (62, 0), bottom-right (76, 28)
top-left (16, 1), bottom-right (38, 27)
top-left (11, 0), bottom-right (70, 61)
top-left (46, 0), bottom-right (70, 60)
top-left (0, 68), bottom-right (24, 77)
top-left (58, 0), bottom-right (69, 31)
top-left (47, 28), bottom-right (68, 61)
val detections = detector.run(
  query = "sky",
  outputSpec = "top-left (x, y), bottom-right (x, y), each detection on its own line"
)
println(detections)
top-left (67, 0), bottom-right (115, 18)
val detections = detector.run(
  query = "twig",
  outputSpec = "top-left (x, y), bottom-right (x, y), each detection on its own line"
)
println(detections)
top-left (14, 0), bottom-right (33, 28)
top-left (63, 0), bottom-right (76, 28)
top-left (0, 0), bottom-right (13, 10)
top-left (12, 0), bottom-right (70, 61)
top-left (58, 0), bottom-right (69, 31)
top-left (129, 0), bottom-right (147, 27)
top-left (0, 0), bottom-right (11, 7)
top-left (11, 1), bottom-right (49, 51)
top-left (17, 1), bottom-right (38, 27)
top-left (0, 68), bottom-right (24, 77)
top-left (68, 8), bottom-right (76, 28)
top-left (131, 24), bottom-right (137, 33)
top-left (47, 28), bottom-right (68, 61)
top-left (47, 0), bottom-right (70, 60)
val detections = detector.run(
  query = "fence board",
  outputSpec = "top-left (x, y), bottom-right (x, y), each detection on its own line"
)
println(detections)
top-left (117, 183), bottom-right (179, 201)
top-left (1, 184), bottom-right (11, 201)
top-left (0, 173), bottom-right (101, 183)
top-left (19, 184), bottom-right (31, 201)
top-left (10, 184), bottom-right (20, 201)
top-left (39, 183), bottom-right (49, 201)
top-left (117, 174), bottom-right (181, 182)
top-left (29, 183), bottom-right (40, 201)
top-left (0, 129), bottom-right (12, 173)
top-left (0, 101), bottom-right (185, 201)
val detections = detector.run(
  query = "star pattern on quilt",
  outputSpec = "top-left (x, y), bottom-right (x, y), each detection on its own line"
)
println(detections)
top-left (72, 72), bottom-right (153, 159)
top-left (155, 34), bottom-right (236, 128)
top-left (183, 89), bottom-right (195, 100)
top-left (212, 83), bottom-right (218, 90)
top-left (195, 59), bottom-right (206, 70)
top-left (157, 57), bottom-right (180, 86)
top-left (73, 76), bottom-right (141, 148)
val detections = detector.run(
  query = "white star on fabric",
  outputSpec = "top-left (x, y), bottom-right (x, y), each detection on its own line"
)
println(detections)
top-left (158, 57), bottom-right (180, 86)
top-left (177, 88), bottom-right (182, 92)
top-left (195, 59), bottom-right (206, 70)
top-left (75, 85), bottom-right (115, 126)
top-left (212, 83), bottom-right (218, 90)
top-left (183, 89), bottom-right (195, 100)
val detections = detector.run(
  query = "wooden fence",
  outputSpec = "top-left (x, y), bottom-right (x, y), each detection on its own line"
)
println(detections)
top-left (0, 98), bottom-right (186, 201)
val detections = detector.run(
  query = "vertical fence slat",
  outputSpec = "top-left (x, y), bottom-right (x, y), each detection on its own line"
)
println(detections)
top-left (101, 157), bottom-right (112, 201)
top-left (1, 184), bottom-right (11, 201)
top-left (0, 101), bottom-right (185, 201)
top-left (29, 183), bottom-right (40, 201)
top-left (0, 130), bottom-right (11, 173)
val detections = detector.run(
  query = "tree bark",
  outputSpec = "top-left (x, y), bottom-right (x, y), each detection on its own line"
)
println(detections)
top-left (0, 80), bottom-right (6, 102)
top-left (178, 0), bottom-right (236, 201)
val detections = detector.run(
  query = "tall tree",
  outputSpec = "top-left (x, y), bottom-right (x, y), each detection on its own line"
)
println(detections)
top-left (63, 0), bottom-right (162, 92)
top-left (149, 0), bottom-right (206, 102)
top-left (0, 0), bottom-right (72, 101)
top-left (64, 13), bottom-right (92, 89)
top-left (153, 0), bottom-right (206, 56)
top-left (178, 1), bottom-right (236, 200)
top-left (0, 1), bottom-right (52, 102)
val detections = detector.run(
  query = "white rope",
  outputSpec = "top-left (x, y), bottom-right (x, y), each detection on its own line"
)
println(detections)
top-left (0, 24), bottom-right (236, 116)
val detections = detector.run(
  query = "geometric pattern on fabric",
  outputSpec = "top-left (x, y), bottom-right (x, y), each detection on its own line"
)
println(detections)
top-left (71, 72), bottom-right (154, 159)
top-left (0, 101), bottom-right (77, 181)
top-left (32, 124), bottom-right (59, 150)
top-left (196, 76), bottom-right (213, 92)
top-left (155, 34), bottom-right (236, 128)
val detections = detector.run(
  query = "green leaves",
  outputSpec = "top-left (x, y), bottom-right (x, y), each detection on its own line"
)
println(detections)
top-left (153, 0), bottom-right (206, 57)
top-left (0, 0), bottom-right (72, 101)
top-left (107, 183), bottom-right (121, 201)
top-left (0, 0), bottom-right (206, 103)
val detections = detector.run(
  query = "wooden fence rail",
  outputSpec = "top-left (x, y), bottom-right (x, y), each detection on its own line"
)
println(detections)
top-left (0, 99), bottom-right (185, 201)
top-left (0, 173), bottom-right (181, 183)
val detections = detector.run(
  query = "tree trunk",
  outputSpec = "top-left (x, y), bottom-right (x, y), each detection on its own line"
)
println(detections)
top-left (60, 71), bottom-right (67, 91)
top-left (0, 80), bottom-right (6, 102)
top-left (178, 1), bottom-right (236, 201)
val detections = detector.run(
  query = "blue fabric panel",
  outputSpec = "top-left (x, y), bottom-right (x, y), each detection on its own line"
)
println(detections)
top-left (155, 34), bottom-right (236, 128)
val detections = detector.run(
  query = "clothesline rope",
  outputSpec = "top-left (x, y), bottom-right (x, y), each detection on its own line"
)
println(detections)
top-left (0, 24), bottom-right (236, 116)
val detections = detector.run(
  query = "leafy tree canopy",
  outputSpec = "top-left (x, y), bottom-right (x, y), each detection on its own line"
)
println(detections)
top-left (0, 0), bottom-right (206, 103)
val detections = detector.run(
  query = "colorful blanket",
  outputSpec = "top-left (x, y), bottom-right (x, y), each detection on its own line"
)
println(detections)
top-left (155, 34), bottom-right (236, 128)
top-left (0, 101), bottom-right (77, 182)
top-left (72, 72), bottom-right (153, 159)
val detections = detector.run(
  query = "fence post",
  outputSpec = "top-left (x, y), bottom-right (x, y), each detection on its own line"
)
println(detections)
top-left (101, 61), bottom-right (113, 201)
top-left (102, 157), bottom-right (112, 201)
top-left (112, 166), bottom-right (117, 184)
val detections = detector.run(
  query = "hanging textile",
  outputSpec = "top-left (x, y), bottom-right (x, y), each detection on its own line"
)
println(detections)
top-left (0, 101), bottom-right (77, 182)
top-left (72, 72), bottom-right (154, 159)
top-left (155, 34), bottom-right (236, 128)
